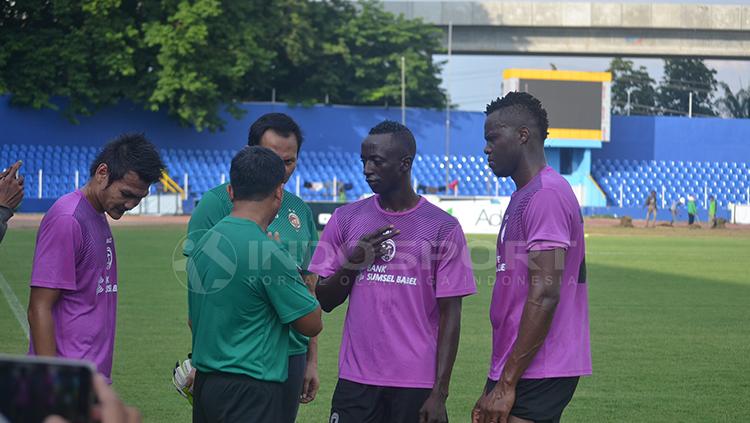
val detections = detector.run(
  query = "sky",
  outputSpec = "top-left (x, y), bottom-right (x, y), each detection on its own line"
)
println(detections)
top-left (434, 55), bottom-right (750, 112)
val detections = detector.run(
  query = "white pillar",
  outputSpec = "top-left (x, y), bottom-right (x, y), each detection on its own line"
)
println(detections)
top-left (619, 184), bottom-right (623, 207)
top-left (184, 173), bottom-right (189, 199)
top-left (296, 175), bottom-right (301, 197)
top-left (332, 176), bottom-right (338, 201)
top-left (704, 182), bottom-right (708, 208)
top-left (75, 170), bottom-right (79, 190)
top-left (688, 92), bottom-right (693, 118)
top-left (494, 178), bottom-right (499, 197)
top-left (661, 185), bottom-right (666, 209)
top-left (220, 173), bottom-right (226, 184)
top-left (38, 169), bottom-right (43, 199)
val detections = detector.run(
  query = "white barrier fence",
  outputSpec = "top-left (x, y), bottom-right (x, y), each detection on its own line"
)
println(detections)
top-left (126, 192), bottom-right (182, 216)
top-left (731, 204), bottom-right (750, 225)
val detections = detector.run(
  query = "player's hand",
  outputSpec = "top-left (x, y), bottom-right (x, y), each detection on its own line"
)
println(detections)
top-left (300, 362), bottom-right (319, 404)
top-left (473, 382), bottom-right (516, 423)
top-left (0, 161), bottom-right (24, 210)
top-left (346, 225), bottom-right (399, 270)
top-left (419, 391), bottom-right (448, 423)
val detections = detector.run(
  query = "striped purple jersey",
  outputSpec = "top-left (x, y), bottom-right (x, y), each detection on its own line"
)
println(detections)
top-left (28, 190), bottom-right (118, 381)
top-left (309, 195), bottom-right (476, 388)
top-left (489, 166), bottom-right (591, 381)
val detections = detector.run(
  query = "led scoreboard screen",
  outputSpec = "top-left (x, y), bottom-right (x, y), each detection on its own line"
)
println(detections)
top-left (502, 69), bottom-right (612, 142)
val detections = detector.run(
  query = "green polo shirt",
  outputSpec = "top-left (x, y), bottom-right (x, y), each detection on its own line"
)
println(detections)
top-left (188, 216), bottom-right (319, 381)
top-left (184, 183), bottom-right (319, 355)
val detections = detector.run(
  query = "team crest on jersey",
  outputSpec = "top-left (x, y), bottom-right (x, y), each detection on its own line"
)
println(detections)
top-left (106, 247), bottom-right (113, 270)
top-left (380, 239), bottom-right (396, 262)
top-left (288, 212), bottom-right (301, 230)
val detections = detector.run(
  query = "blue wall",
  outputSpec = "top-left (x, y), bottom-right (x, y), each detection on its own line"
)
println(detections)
top-left (0, 96), bottom-right (488, 157)
top-left (594, 115), bottom-right (750, 163)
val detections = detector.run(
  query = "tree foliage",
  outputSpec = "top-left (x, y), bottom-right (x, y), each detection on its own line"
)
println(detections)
top-left (657, 58), bottom-right (717, 117)
top-left (717, 83), bottom-right (750, 119)
top-left (0, 0), bottom-right (446, 131)
top-left (607, 57), bottom-right (657, 115)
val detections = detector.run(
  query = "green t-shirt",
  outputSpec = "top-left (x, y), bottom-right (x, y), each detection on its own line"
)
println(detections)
top-left (709, 200), bottom-right (717, 215)
top-left (184, 183), bottom-right (319, 355)
top-left (188, 216), bottom-right (319, 381)
top-left (688, 201), bottom-right (698, 214)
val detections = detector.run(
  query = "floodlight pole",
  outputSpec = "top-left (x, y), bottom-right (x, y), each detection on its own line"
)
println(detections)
top-left (444, 21), bottom-right (453, 191)
top-left (401, 56), bottom-right (406, 125)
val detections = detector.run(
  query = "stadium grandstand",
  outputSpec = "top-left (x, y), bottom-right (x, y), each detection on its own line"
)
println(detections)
top-left (2, 144), bottom-right (747, 211)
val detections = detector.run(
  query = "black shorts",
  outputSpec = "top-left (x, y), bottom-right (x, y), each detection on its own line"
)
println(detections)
top-left (330, 378), bottom-right (434, 423)
top-left (484, 377), bottom-right (579, 423)
top-left (280, 353), bottom-right (307, 423)
top-left (193, 371), bottom-right (282, 423)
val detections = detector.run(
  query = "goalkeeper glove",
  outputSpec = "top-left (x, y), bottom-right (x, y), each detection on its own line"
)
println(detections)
top-left (172, 354), bottom-right (194, 406)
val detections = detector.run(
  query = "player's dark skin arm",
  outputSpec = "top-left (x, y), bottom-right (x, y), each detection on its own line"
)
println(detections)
top-left (473, 248), bottom-right (564, 423)
top-left (420, 297), bottom-right (462, 423)
top-left (301, 272), bottom-right (320, 403)
top-left (28, 287), bottom-right (61, 356)
top-left (315, 225), bottom-right (399, 312)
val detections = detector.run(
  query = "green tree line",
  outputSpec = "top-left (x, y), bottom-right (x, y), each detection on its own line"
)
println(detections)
top-left (0, 0), bottom-right (446, 131)
top-left (608, 57), bottom-right (749, 119)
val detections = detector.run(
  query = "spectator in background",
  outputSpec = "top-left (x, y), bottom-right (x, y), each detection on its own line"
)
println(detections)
top-left (644, 190), bottom-right (657, 228)
top-left (0, 161), bottom-right (25, 244)
top-left (708, 195), bottom-right (717, 228)
top-left (687, 195), bottom-right (698, 225)
top-left (670, 197), bottom-right (684, 225)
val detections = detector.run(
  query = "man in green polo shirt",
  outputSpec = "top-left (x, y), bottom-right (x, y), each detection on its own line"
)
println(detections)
top-left (178, 113), bottom-right (321, 422)
top-left (189, 145), bottom-right (322, 423)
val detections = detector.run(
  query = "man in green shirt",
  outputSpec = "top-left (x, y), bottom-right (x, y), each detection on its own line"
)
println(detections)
top-left (708, 195), bottom-right (717, 228)
top-left (189, 145), bottom-right (322, 423)
top-left (687, 195), bottom-right (698, 225)
top-left (180, 113), bottom-right (321, 422)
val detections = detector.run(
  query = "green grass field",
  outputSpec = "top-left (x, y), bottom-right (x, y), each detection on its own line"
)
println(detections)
top-left (1, 223), bottom-right (750, 422)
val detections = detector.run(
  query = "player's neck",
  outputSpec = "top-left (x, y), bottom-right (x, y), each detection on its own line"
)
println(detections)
top-left (378, 184), bottom-right (420, 212)
top-left (230, 201), bottom-right (275, 232)
top-left (81, 183), bottom-right (105, 214)
top-left (511, 155), bottom-right (548, 190)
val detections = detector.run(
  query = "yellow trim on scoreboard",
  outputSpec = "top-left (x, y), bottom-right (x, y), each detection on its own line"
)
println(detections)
top-left (503, 69), bottom-right (612, 82)
top-left (547, 128), bottom-right (602, 140)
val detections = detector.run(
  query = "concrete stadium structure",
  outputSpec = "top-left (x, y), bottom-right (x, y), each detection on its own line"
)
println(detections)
top-left (382, 1), bottom-right (750, 59)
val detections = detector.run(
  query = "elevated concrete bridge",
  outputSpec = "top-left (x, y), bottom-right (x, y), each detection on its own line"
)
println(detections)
top-left (382, 1), bottom-right (750, 59)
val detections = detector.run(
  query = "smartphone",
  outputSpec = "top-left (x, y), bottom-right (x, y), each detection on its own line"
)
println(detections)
top-left (0, 354), bottom-right (95, 423)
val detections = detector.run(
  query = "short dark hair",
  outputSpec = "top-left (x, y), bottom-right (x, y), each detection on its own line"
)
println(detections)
top-left (368, 120), bottom-right (416, 157)
top-left (247, 113), bottom-right (303, 152)
top-left (485, 92), bottom-right (550, 141)
top-left (89, 133), bottom-right (165, 186)
top-left (230, 146), bottom-right (285, 201)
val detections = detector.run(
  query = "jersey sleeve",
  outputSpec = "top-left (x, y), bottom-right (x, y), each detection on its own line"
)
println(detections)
top-left (184, 190), bottom-right (228, 257)
top-left (434, 224), bottom-right (477, 298)
top-left (264, 251), bottom-right (320, 324)
top-left (30, 214), bottom-right (82, 290)
top-left (307, 209), bottom-right (345, 278)
top-left (300, 205), bottom-right (319, 275)
top-left (523, 188), bottom-right (572, 252)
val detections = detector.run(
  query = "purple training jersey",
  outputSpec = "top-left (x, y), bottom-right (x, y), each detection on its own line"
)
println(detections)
top-left (29, 190), bottom-right (118, 381)
top-left (309, 195), bottom-right (476, 388)
top-left (489, 166), bottom-right (591, 381)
